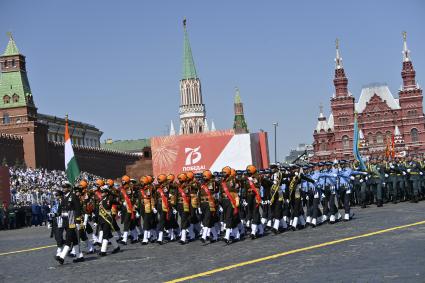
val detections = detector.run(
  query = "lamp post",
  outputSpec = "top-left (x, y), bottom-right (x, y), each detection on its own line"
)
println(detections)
top-left (272, 122), bottom-right (278, 163)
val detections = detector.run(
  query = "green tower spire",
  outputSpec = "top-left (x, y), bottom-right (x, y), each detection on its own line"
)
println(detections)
top-left (0, 34), bottom-right (35, 109)
top-left (182, 18), bottom-right (198, 80)
top-left (4, 32), bottom-right (20, 56)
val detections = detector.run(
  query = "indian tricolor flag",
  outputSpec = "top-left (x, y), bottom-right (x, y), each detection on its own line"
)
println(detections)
top-left (65, 115), bottom-right (80, 184)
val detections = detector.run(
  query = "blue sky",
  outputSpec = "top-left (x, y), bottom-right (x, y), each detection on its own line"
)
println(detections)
top-left (1, 1), bottom-right (424, 160)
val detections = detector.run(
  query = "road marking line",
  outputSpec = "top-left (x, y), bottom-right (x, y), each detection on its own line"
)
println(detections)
top-left (165, 220), bottom-right (425, 283)
top-left (0, 244), bottom-right (56, 256)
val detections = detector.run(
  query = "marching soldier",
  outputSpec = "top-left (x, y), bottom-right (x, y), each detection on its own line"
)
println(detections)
top-left (98, 185), bottom-right (120, 256)
top-left (155, 174), bottom-right (171, 244)
top-left (56, 182), bottom-right (84, 264)
top-left (139, 176), bottom-right (156, 245)
top-left (245, 165), bottom-right (264, 239)
top-left (220, 166), bottom-right (240, 244)
top-left (186, 171), bottom-right (201, 240)
top-left (118, 175), bottom-right (137, 245)
top-left (51, 189), bottom-right (64, 260)
top-left (269, 164), bottom-right (286, 233)
top-left (167, 174), bottom-right (178, 241)
top-left (176, 173), bottom-right (191, 244)
top-left (199, 170), bottom-right (219, 243)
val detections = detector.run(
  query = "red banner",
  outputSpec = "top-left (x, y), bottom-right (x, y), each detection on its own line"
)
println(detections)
top-left (151, 130), bottom-right (269, 176)
top-left (0, 166), bottom-right (10, 207)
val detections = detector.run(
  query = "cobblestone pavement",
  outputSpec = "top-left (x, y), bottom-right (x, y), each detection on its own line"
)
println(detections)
top-left (1, 202), bottom-right (425, 283)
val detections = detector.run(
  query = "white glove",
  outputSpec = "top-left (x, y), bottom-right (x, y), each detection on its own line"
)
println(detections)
top-left (152, 208), bottom-right (157, 214)
top-left (321, 193), bottom-right (326, 199)
top-left (172, 208), bottom-right (177, 215)
top-left (390, 165), bottom-right (394, 169)
top-left (136, 212), bottom-right (140, 218)
top-left (219, 206), bottom-right (223, 213)
top-left (360, 179), bottom-right (364, 183)
top-left (385, 174), bottom-right (389, 178)
top-left (93, 222), bottom-right (97, 228)
top-left (305, 195), bottom-right (309, 200)
top-left (350, 176), bottom-right (355, 180)
top-left (198, 207), bottom-right (202, 214)
top-left (248, 177), bottom-right (253, 181)
top-left (420, 172), bottom-right (423, 176)
top-left (118, 211), bottom-right (121, 217)
top-left (242, 200), bottom-right (248, 207)
top-left (407, 169), bottom-right (411, 173)
top-left (402, 171), bottom-right (406, 176)
top-left (382, 182), bottom-right (386, 186)
top-left (365, 177), bottom-right (369, 181)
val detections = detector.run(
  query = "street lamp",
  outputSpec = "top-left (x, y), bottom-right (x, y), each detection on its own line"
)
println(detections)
top-left (272, 122), bottom-right (278, 163)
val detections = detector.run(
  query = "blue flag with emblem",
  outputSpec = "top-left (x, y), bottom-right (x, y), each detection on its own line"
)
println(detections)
top-left (353, 112), bottom-right (366, 170)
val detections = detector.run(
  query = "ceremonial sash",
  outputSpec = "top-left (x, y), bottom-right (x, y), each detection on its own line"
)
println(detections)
top-left (177, 186), bottom-right (190, 212)
top-left (99, 201), bottom-right (115, 232)
top-left (221, 181), bottom-right (238, 215)
top-left (120, 188), bottom-right (135, 220)
top-left (157, 188), bottom-right (169, 220)
top-left (139, 188), bottom-right (152, 213)
top-left (95, 190), bottom-right (102, 201)
top-left (111, 204), bottom-right (118, 215)
top-left (248, 179), bottom-right (262, 208)
top-left (201, 184), bottom-right (216, 212)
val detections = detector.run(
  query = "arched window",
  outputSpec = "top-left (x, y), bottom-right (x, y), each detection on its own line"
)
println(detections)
top-left (376, 132), bottom-right (384, 144)
top-left (342, 135), bottom-right (350, 149)
top-left (12, 94), bottom-right (19, 103)
top-left (2, 113), bottom-right (10, 124)
top-left (3, 95), bottom-right (10, 104)
top-left (411, 128), bottom-right (419, 143)
top-left (367, 133), bottom-right (373, 145)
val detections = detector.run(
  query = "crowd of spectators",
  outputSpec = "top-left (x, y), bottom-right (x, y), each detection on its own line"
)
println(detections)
top-left (0, 166), bottom-right (101, 230)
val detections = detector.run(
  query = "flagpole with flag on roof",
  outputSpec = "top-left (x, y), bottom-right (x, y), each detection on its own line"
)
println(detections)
top-left (353, 112), bottom-right (366, 170)
top-left (64, 115), bottom-right (80, 184)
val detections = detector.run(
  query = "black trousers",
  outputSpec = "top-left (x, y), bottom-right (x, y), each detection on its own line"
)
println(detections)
top-left (200, 202), bottom-right (216, 228)
top-left (246, 194), bottom-right (261, 225)
top-left (177, 203), bottom-right (191, 229)
top-left (222, 199), bottom-right (239, 228)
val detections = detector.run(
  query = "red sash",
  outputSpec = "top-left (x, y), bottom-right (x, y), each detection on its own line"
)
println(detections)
top-left (140, 187), bottom-right (148, 199)
top-left (120, 188), bottom-right (135, 220)
top-left (177, 186), bottom-right (190, 212)
top-left (95, 190), bottom-right (102, 201)
top-left (157, 188), bottom-right (169, 220)
top-left (221, 181), bottom-right (238, 215)
top-left (248, 178), bottom-right (262, 208)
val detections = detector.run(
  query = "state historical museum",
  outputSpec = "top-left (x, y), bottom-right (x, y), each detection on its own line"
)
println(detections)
top-left (313, 33), bottom-right (424, 161)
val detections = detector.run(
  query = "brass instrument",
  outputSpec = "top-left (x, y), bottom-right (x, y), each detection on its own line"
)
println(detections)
top-left (270, 171), bottom-right (282, 204)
